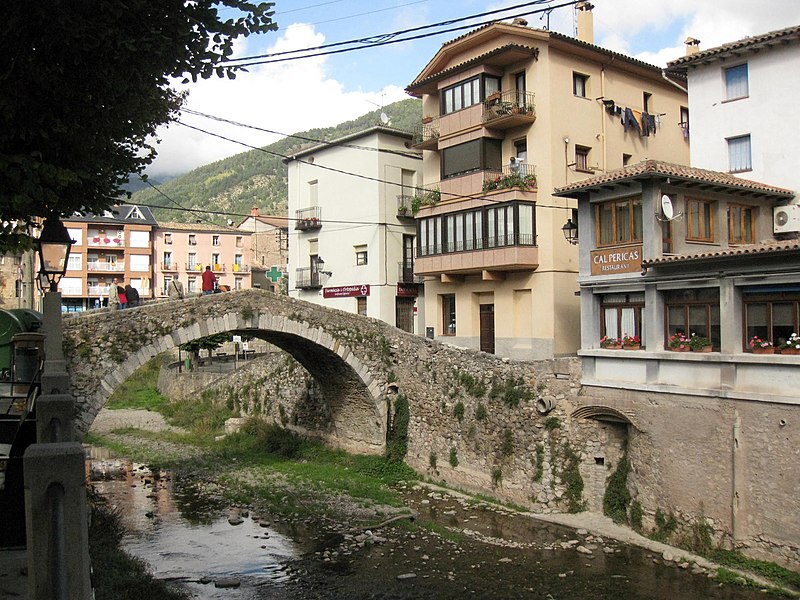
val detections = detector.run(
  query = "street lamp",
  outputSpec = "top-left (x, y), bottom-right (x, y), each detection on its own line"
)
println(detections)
top-left (561, 218), bottom-right (579, 245)
top-left (37, 215), bottom-right (74, 292)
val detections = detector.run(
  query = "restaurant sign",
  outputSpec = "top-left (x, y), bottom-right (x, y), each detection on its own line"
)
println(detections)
top-left (323, 284), bottom-right (370, 298)
top-left (590, 245), bottom-right (643, 276)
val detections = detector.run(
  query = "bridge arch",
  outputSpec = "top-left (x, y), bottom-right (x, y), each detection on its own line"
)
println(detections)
top-left (63, 291), bottom-right (392, 453)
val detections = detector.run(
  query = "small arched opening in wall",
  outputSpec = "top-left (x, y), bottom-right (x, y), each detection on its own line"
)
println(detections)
top-left (571, 405), bottom-right (637, 514)
top-left (72, 312), bottom-right (388, 455)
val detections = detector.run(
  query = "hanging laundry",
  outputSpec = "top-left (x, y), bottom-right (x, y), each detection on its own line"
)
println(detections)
top-left (641, 111), bottom-right (657, 137)
top-left (602, 99), bottom-right (616, 115)
top-left (621, 107), bottom-right (641, 134)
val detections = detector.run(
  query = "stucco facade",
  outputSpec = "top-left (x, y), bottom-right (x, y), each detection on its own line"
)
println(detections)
top-left (406, 14), bottom-right (690, 360)
top-left (153, 222), bottom-right (252, 297)
top-left (237, 208), bottom-right (289, 293)
top-left (668, 25), bottom-right (800, 194)
top-left (285, 127), bottom-right (425, 334)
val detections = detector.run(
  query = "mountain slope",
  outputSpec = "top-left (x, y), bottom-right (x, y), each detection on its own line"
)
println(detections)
top-left (130, 98), bottom-right (422, 223)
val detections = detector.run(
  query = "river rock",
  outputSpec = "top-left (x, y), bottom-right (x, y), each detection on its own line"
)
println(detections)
top-left (397, 573), bottom-right (417, 580)
top-left (576, 546), bottom-right (592, 555)
top-left (215, 577), bottom-right (241, 588)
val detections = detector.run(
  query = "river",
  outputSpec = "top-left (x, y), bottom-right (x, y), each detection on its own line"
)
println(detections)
top-left (88, 448), bottom-right (767, 600)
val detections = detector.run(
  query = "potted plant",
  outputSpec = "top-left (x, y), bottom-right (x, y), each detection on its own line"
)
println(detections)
top-left (749, 335), bottom-right (774, 354)
top-left (668, 332), bottom-right (690, 351)
top-left (600, 336), bottom-right (622, 349)
top-left (779, 333), bottom-right (800, 355)
top-left (622, 334), bottom-right (640, 350)
top-left (689, 334), bottom-right (713, 352)
top-left (422, 115), bottom-right (434, 124)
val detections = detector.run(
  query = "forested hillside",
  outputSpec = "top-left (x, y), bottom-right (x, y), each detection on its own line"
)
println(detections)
top-left (130, 98), bottom-right (422, 223)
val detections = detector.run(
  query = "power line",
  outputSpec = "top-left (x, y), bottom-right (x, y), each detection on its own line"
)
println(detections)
top-left (306, 0), bottom-right (431, 27)
top-left (224, 1), bottom-right (579, 68)
top-left (181, 108), bottom-right (422, 159)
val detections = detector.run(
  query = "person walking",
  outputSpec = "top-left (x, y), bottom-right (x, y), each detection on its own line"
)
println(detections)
top-left (109, 279), bottom-right (121, 310)
top-left (124, 281), bottom-right (140, 307)
top-left (201, 265), bottom-right (217, 295)
top-left (167, 278), bottom-right (185, 300)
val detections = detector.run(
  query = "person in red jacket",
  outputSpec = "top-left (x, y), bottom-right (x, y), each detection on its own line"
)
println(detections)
top-left (201, 265), bottom-right (217, 295)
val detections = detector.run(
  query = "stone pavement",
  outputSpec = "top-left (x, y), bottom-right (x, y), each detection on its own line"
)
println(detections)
top-left (0, 547), bottom-right (27, 598)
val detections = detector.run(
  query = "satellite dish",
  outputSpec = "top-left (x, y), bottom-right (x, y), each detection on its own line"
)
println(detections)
top-left (227, 219), bottom-right (233, 226)
top-left (380, 112), bottom-right (390, 125)
top-left (661, 195), bottom-right (674, 220)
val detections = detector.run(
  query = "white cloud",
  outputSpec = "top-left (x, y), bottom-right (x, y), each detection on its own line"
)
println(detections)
top-left (147, 23), bottom-right (408, 177)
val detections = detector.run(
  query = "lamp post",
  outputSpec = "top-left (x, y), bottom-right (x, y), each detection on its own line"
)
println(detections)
top-left (561, 218), bottom-right (579, 245)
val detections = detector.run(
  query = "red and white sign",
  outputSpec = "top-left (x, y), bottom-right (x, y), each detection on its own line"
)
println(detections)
top-left (323, 284), bottom-right (370, 298)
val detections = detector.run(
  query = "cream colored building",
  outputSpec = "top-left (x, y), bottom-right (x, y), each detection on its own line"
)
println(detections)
top-left (406, 9), bottom-right (690, 359)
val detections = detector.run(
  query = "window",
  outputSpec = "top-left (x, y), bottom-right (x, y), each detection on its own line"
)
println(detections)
top-left (725, 64), bottom-right (748, 100)
top-left (441, 138), bottom-right (502, 179)
top-left (67, 253), bottom-right (82, 271)
top-left (211, 253), bottom-right (220, 268)
top-left (309, 180), bottom-right (318, 204)
top-left (665, 288), bottom-right (720, 349)
top-left (686, 198), bottom-right (715, 242)
top-left (622, 153), bottom-right (632, 167)
top-left (728, 204), bottom-right (755, 244)
top-left (417, 202), bottom-right (534, 256)
top-left (355, 245), bottom-right (368, 265)
top-left (164, 233), bottom-right (172, 245)
top-left (728, 134), bottom-right (752, 173)
top-left (212, 235), bottom-right (220, 246)
top-left (128, 230), bottom-right (149, 248)
top-left (442, 294), bottom-right (456, 335)
top-left (573, 72), bottom-right (588, 97)
top-left (235, 277), bottom-right (243, 291)
top-left (679, 106), bottom-right (690, 138)
top-left (187, 277), bottom-right (197, 293)
top-left (235, 236), bottom-right (243, 248)
top-left (188, 252), bottom-right (197, 269)
top-left (129, 206), bottom-right (144, 219)
top-left (743, 288), bottom-right (800, 349)
top-left (514, 139), bottom-right (528, 162)
top-left (596, 196), bottom-right (642, 246)
top-left (67, 228), bottom-right (82, 245)
top-left (662, 219), bottom-right (673, 254)
top-left (514, 71), bottom-right (526, 105)
top-left (188, 234), bottom-right (197, 246)
top-left (357, 296), bottom-right (367, 316)
top-left (643, 92), bottom-right (652, 112)
top-left (163, 251), bottom-right (172, 267)
top-left (441, 75), bottom-right (499, 115)
top-left (575, 146), bottom-right (591, 172)
top-left (129, 254), bottom-right (150, 271)
top-left (163, 276), bottom-right (173, 295)
top-left (601, 293), bottom-right (645, 344)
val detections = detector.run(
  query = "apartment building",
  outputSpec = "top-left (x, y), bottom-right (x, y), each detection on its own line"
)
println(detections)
top-left (285, 127), bottom-right (425, 333)
top-left (405, 7), bottom-right (690, 359)
top-left (237, 208), bottom-right (289, 293)
top-left (154, 222), bottom-right (251, 297)
top-left (0, 251), bottom-right (35, 310)
top-left (60, 205), bottom-right (157, 311)
top-left (667, 25), bottom-right (800, 194)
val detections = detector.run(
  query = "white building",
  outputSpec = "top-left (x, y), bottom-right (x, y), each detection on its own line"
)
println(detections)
top-left (667, 25), bottom-right (800, 193)
top-left (284, 127), bottom-right (425, 334)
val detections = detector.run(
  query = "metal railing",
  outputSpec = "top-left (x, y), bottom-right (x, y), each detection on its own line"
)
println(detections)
top-left (397, 261), bottom-right (422, 283)
top-left (482, 90), bottom-right (536, 122)
top-left (412, 117), bottom-right (440, 146)
top-left (295, 206), bottom-right (322, 230)
top-left (295, 267), bottom-right (322, 289)
top-left (87, 261), bottom-right (125, 272)
top-left (483, 162), bottom-right (537, 191)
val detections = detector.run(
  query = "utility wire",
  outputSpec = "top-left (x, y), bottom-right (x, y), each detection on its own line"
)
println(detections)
top-left (224, 1), bottom-right (579, 68)
top-left (227, 0), bottom-right (560, 64)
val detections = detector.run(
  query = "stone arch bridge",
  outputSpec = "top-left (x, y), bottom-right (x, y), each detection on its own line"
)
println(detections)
top-left (62, 289), bottom-right (590, 451)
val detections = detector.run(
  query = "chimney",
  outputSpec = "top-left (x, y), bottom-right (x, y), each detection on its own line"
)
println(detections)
top-left (511, 17), bottom-right (528, 27)
top-left (684, 37), bottom-right (701, 56)
top-left (576, 2), bottom-right (594, 45)
top-left (250, 207), bottom-right (260, 217)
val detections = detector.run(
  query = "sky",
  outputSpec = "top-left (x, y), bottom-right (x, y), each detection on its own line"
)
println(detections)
top-left (146, 0), bottom-right (800, 178)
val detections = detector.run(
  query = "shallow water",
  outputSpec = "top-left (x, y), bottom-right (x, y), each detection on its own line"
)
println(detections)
top-left (88, 451), bottom-right (771, 600)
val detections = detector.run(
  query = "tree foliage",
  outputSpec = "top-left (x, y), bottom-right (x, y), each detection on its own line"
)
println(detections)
top-left (179, 333), bottom-right (232, 356)
top-left (0, 1), bottom-right (277, 251)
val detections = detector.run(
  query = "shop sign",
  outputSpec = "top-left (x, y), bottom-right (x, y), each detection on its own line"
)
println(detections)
top-left (590, 245), bottom-right (643, 276)
top-left (396, 283), bottom-right (419, 297)
top-left (323, 284), bottom-right (370, 298)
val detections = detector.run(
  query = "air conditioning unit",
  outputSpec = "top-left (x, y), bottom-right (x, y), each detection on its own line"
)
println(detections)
top-left (773, 205), bottom-right (800, 234)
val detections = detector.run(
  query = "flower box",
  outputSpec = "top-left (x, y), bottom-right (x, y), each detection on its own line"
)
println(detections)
top-left (752, 347), bottom-right (774, 355)
top-left (604, 344), bottom-right (622, 350)
top-left (670, 346), bottom-right (691, 352)
top-left (780, 348), bottom-right (800, 355)
top-left (623, 344), bottom-right (640, 350)
top-left (692, 346), bottom-right (713, 353)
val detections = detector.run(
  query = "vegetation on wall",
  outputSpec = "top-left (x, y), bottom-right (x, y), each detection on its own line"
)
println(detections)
top-left (385, 394), bottom-right (410, 463)
top-left (560, 444), bottom-right (586, 513)
top-left (453, 401), bottom-right (465, 421)
top-left (651, 508), bottom-right (678, 542)
top-left (533, 443), bottom-right (545, 483)
top-left (603, 449), bottom-right (631, 524)
top-left (449, 447), bottom-right (459, 468)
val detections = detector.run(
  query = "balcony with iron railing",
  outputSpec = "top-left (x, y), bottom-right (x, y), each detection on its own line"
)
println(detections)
top-left (295, 206), bottom-right (322, 231)
top-left (397, 261), bottom-right (423, 284)
top-left (295, 267), bottom-right (322, 290)
top-left (87, 235), bottom-right (125, 247)
top-left (412, 116), bottom-right (440, 150)
top-left (482, 90), bottom-right (536, 130)
top-left (482, 162), bottom-right (537, 194)
top-left (425, 163), bottom-right (537, 210)
top-left (160, 262), bottom-right (178, 272)
top-left (212, 263), bottom-right (226, 273)
top-left (87, 285), bottom-right (111, 296)
top-left (232, 263), bottom-right (250, 273)
top-left (396, 195), bottom-right (416, 220)
top-left (186, 263), bottom-right (203, 272)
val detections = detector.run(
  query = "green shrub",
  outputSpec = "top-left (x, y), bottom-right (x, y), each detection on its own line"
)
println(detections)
top-left (533, 443), bottom-right (544, 482)
top-left (629, 500), bottom-right (644, 531)
top-left (429, 453), bottom-right (438, 469)
top-left (491, 467), bottom-right (502, 487)
top-left (449, 447), bottom-right (459, 468)
top-left (475, 403), bottom-right (488, 421)
top-left (385, 395), bottom-right (410, 463)
top-left (500, 429), bottom-right (514, 457)
top-left (651, 508), bottom-right (677, 542)
top-left (603, 453), bottom-right (631, 524)
top-left (453, 401), bottom-right (465, 421)
top-left (544, 416), bottom-right (561, 431)
top-left (561, 444), bottom-right (586, 513)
